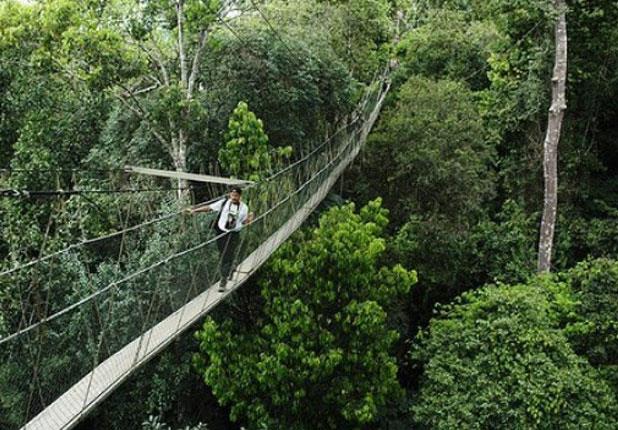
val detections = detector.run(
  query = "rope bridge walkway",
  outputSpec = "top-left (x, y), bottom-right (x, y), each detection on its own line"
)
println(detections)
top-left (0, 73), bottom-right (390, 430)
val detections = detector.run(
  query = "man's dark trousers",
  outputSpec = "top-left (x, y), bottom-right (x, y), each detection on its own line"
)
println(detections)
top-left (216, 229), bottom-right (240, 282)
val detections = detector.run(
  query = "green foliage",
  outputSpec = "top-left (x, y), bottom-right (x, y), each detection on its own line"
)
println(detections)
top-left (129, 0), bottom-right (220, 39)
top-left (407, 1), bottom-right (553, 206)
top-left (198, 15), bottom-right (355, 163)
top-left (565, 1), bottom-right (618, 206)
top-left (218, 101), bottom-right (291, 181)
top-left (0, 86), bottom-right (112, 260)
top-left (184, 0), bottom-right (221, 33)
top-left (469, 200), bottom-right (538, 283)
top-left (392, 200), bottom-right (537, 330)
top-left (5, 0), bottom-right (618, 428)
top-left (554, 210), bottom-right (618, 270)
top-left (194, 199), bottom-right (416, 429)
top-left (412, 278), bottom-right (618, 429)
top-left (326, 0), bottom-right (394, 82)
top-left (0, 0), bottom-right (140, 165)
top-left (356, 75), bottom-right (495, 226)
top-left (347, 73), bottom-right (497, 335)
top-left (0, 0), bottom-right (147, 263)
top-left (563, 259), bottom-right (618, 367)
top-left (348, 0), bottom-right (618, 342)
top-left (142, 416), bottom-right (208, 430)
top-left (243, 0), bottom-right (392, 84)
top-left (396, 9), bottom-right (503, 90)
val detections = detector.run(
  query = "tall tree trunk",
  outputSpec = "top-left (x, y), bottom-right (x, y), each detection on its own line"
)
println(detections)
top-left (538, 0), bottom-right (567, 273)
top-left (176, 0), bottom-right (188, 87)
top-left (122, 1), bottom-right (214, 202)
top-left (176, 130), bottom-right (189, 199)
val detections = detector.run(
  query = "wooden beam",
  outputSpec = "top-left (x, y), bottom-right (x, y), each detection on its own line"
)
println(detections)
top-left (125, 165), bottom-right (254, 186)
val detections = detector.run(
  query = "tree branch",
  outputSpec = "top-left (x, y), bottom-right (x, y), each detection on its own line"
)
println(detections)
top-left (136, 41), bottom-right (170, 87)
top-left (188, 30), bottom-right (208, 99)
top-left (116, 84), bottom-right (171, 151)
top-left (176, 0), bottom-right (188, 87)
top-left (121, 83), bottom-right (159, 97)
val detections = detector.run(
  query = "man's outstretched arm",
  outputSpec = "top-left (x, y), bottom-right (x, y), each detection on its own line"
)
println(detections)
top-left (185, 204), bottom-right (213, 214)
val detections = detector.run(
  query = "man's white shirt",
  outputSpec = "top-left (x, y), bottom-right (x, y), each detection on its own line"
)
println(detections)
top-left (209, 199), bottom-right (249, 232)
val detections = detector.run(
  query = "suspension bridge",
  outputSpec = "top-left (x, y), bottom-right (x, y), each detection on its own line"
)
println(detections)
top-left (0, 72), bottom-right (390, 430)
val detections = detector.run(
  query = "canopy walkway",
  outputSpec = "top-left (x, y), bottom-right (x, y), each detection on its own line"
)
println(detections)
top-left (0, 73), bottom-right (390, 430)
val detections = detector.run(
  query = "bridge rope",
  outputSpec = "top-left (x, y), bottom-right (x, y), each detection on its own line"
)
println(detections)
top-left (0, 77), bottom-right (373, 280)
top-left (0, 106), bottom-right (369, 344)
top-left (0, 69), bottom-right (390, 430)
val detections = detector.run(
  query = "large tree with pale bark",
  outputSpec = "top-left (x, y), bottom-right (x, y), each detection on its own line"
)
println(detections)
top-left (537, 0), bottom-right (567, 273)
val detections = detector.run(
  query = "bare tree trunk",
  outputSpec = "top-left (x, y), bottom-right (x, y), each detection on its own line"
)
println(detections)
top-left (538, 0), bottom-right (567, 273)
top-left (176, 130), bottom-right (189, 200)
top-left (120, 1), bottom-right (216, 202)
top-left (176, 0), bottom-right (188, 87)
top-left (188, 30), bottom-right (208, 99)
top-left (171, 1), bottom-right (211, 201)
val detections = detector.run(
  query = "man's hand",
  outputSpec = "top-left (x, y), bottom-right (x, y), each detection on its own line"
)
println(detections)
top-left (188, 205), bottom-right (212, 214)
top-left (244, 212), bottom-right (255, 225)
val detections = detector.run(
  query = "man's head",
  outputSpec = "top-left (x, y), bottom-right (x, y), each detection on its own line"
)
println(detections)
top-left (229, 186), bottom-right (242, 203)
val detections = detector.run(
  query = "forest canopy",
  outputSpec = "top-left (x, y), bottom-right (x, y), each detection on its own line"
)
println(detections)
top-left (1, 0), bottom-right (617, 429)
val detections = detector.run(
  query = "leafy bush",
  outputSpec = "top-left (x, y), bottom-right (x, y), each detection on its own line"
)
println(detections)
top-left (412, 278), bottom-right (618, 429)
top-left (563, 258), bottom-right (618, 366)
top-left (194, 199), bottom-right (416, 429)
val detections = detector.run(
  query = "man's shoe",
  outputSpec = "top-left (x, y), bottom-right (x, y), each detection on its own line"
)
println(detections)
top-left (218, 278), bottom-right (227, 292)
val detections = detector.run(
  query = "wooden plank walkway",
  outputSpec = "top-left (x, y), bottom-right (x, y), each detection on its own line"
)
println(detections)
top-left (22, 81), bottom-right (389, 430)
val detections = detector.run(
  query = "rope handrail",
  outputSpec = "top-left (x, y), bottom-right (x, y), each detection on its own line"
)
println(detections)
top-left (0, 89), bottom-right (375, 345)
top-left (0, 77), bottom-right (381, 278)
top-left (6, 68), bottom-right (390, 430)
top-left (0, 194), bottom-right (224, 278)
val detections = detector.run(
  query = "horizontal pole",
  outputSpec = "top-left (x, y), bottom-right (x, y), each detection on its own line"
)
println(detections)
top-left (125, 165), bottom-right (254, 186)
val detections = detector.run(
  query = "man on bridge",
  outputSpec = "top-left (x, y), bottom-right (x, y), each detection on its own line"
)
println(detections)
top-left (187, 187), bottom-right (254, 292)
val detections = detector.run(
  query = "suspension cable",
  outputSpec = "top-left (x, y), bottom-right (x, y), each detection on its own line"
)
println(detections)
top-left (0, 81), bottom-right (385, 344)
top-left (0, 193), bottom-right (225, 277)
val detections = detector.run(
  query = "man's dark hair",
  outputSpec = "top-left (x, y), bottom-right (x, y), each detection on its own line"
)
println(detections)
top-left (229, 186), bottom-right (242, 195)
